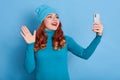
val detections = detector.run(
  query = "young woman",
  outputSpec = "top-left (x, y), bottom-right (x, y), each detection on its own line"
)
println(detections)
top-left (20, 5), bottom-right (103, 80)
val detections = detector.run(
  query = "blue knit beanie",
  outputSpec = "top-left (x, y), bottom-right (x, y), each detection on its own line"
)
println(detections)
top-left (35, 4), bottom-right (60, 25)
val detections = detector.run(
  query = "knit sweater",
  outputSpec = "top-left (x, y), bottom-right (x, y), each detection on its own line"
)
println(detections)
top-left (24, 30), bottom-right (102, 80)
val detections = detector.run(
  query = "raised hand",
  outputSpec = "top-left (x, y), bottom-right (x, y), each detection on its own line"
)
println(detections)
top-left (92, 22), bottom-right (103, 36)
top-left (20, 26), bottom-right (36, 44)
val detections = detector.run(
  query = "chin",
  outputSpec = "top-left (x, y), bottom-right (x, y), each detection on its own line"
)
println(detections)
top-left (51, 26), bottom-right (58, 30)
top-left (51, 28), bottom-right (57, 30)
top-left (46, 26), bottom-right (58, 30)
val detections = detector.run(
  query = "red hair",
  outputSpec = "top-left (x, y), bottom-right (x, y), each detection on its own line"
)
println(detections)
top-left (34, 21), bottom-right (66, 52)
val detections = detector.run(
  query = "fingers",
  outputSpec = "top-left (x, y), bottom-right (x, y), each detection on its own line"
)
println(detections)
top-left (20, 31), bottom-right (29, 43)
top-left (92, 29), bottom-right (99, 32)
top-left (20, 26), bottom-right (36, 43)
top-left (24, 26), bottom-right (31, 33)
top-left (21, 26), bottom-right (32, 36)
top-left (93, 23), bottom-right (103, 29)
top-left (21, 26), bottom-right (27, 36)
top-left (92, 23), bottom-right (103, 33)
top-left (20, 32), bottom-right (25, 39)
top-left (21, 26), bottom-right (26, 33)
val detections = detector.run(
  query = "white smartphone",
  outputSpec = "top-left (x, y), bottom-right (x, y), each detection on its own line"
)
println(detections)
top-left (94, 13), bottom-right (100, 23)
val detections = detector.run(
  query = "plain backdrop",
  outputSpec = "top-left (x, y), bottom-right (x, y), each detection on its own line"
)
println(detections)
top-left (0, 0), bottom-right (120, 80)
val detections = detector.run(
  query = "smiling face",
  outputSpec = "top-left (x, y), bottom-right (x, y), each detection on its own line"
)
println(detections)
top-left (44, 13), bottom-right (60, 30)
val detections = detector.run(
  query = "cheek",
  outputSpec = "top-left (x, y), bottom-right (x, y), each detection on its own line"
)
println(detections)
top-left (58, 21), bottom-right (60, 26)
top-left (44, 20), bottom-right (51, 27)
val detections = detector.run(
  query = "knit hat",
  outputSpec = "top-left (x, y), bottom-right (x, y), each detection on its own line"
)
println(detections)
top-left (35, 4), bottom-right (60, 25)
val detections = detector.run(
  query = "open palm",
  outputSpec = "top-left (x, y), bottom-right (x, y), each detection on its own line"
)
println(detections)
top-left (20, 26), bottom-right (36, 44)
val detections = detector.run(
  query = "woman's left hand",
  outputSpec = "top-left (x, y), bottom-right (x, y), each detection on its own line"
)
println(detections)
top-left (92, 22), bottom-right (103, 36)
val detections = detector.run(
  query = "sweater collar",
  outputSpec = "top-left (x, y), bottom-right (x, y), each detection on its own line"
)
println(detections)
top-left (44, 29), bottom-right (55, 37)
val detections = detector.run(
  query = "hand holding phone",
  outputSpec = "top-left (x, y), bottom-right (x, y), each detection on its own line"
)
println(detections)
top-left (93, 13), bottom-right (103, 36)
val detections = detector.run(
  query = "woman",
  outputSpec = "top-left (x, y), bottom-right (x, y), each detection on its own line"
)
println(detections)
top-left (20, 5), bottom-right (103, 80)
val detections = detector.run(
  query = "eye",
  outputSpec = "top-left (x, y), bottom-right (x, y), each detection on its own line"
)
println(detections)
top-left (47, 16), bottom-right (52, 18)
top-left (56, 16), bottom-right (59, 19)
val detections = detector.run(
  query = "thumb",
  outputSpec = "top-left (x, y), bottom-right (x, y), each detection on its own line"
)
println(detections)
top-left (33, 30), bottom-right (36, 37)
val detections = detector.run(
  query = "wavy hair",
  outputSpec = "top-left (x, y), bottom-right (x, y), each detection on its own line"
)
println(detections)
top-left (34, 21), bottom-right (66, 52)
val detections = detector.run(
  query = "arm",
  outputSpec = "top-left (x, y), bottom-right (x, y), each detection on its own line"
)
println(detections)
top-left (24, 42), bottom-right (36, 73)
top-left (20, 26), bottom-right (36, 73)
top-left (67, 21), bottom-right (103, 59)
top-left (66, 35), bottom-right (102, 60)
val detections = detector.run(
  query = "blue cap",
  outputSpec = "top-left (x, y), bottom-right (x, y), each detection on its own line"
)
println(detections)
top-left (35, 4), bottom-right (60, 25)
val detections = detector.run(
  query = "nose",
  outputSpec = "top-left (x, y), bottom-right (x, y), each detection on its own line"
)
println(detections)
top-left (52, 17), bottom-right (57, 21)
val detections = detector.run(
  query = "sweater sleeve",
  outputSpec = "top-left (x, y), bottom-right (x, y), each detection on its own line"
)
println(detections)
top-left (24, 42), bottom-right (36, 73)
top-left (66, 35), bottom-right (102, 60)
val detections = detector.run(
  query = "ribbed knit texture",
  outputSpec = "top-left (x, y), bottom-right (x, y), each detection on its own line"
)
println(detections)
top-left (24, 30), bottom-right (102, 80)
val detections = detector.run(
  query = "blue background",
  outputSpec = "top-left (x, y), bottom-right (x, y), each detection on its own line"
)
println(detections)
top-left (0, 0), bottom-right (120, 80)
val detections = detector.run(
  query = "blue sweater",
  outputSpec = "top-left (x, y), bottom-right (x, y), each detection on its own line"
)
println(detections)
top-left (24, 30), bottom-right (102, 80)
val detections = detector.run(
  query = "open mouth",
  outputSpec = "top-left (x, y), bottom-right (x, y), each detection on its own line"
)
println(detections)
top-left (51, 22), bottom-right (57, 26)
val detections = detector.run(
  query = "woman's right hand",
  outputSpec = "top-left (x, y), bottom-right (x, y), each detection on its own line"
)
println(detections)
top-left (20, 26), bottom-right (36, 44)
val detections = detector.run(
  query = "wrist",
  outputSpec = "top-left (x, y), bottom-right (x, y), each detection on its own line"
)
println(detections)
top-left (97, 32), bottom-right (102, 36)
